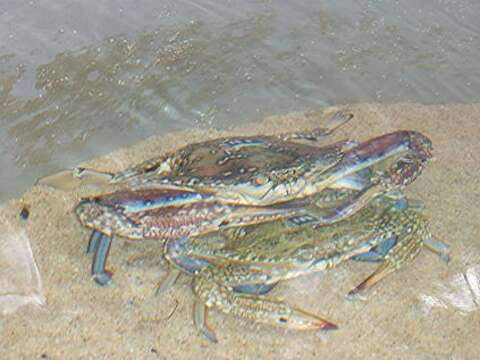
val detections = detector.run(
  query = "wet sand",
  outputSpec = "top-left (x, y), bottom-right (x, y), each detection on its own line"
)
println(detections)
top-left (1, 103), bottom-right (479, 359)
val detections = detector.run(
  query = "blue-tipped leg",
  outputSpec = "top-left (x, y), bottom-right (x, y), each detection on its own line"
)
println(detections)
top-left (86, 230), bottom-right (103, 254)
top-left (351, 236), bottom-right (398, 263)
top-left (392, 197), bottom-right (409, 210)
top-left (424, 237), bottom-right (450, 263)
top-left (91, 232), bottom-right (113, 286)
top-left (165, 237), bottom-right (212, 274)
top-left (233, 283), bottom-right (278, 295)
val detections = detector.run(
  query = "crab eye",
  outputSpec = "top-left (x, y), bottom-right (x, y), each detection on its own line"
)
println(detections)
top-left (254, 175), bottom-right (268, 185)
top-left (143, 199), bottom-right (154, 206)
top-left (279, 317), bottom-right (288, 323)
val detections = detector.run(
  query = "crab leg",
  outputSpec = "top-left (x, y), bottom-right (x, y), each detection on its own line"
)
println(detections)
top-left (232, 283), bottom-right (278, 295)
top-left (86, 230), bottom-right (103, 254)
top-left (156, 268), bottom-right (182, 295)
top-left (91, 233), bottom-right (114, 286)
top-left (194, 301), bottom-right (219, 343)
top-left (164, 237), bottom-right (279, 296)
top-left (192, 265), bottom-right (336, 342)
top-left (311, 184), bottom-right (424, 227)
top-left (313, 184), bottom-right (384, 225)
top-left (279, 111), bottom-right (353, 142)
top-left (424, 237), bottom-right (450, 263)
top-left (347, 220), bottom-right (425, 298)
top-left (347, 261), bottom-right (396, 298)
top-left (351, 237), bottom-right (398, 263)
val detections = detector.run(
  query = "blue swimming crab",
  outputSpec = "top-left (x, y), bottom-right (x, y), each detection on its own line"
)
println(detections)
top-left (107, 112), bottom-right (432, 211)
top-left (163, 197), bottom-right (449, 342)
top-left (74, 110), bottom-right (433, 221)
top-left (76, 188), bottom-right (307, 285)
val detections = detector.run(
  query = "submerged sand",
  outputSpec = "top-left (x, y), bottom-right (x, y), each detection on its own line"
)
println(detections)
top-left (1, 103), bottom-right (479, 359)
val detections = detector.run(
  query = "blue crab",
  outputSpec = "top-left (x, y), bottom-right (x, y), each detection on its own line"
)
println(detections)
top-left (106, 116), bottom-right (432, 213)
top-left (73, 112), bottom-right (433, 225)
top-left (163, 197), bottom-right (449, 342)
top-left (76, 188), bottom-right (308, 285)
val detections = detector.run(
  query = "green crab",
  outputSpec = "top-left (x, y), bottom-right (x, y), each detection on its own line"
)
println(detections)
top-left (163, 197), bottom-right (449, 342)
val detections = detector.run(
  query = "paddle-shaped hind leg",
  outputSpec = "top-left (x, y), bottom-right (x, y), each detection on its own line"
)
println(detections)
top-left (91, 233), bottom-right (113, 286)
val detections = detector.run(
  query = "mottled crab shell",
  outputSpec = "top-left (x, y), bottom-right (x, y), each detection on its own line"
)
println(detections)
top-left (165, 196), bottom-right (430, 280)
top-left (114, 136), bottom-right (355, 202)
top-left (111, 110), bottom-right (354, 185)
top-left (170, 195), bottom-right (448, 342)
top-left (108, 129), bottom-right (432, 212)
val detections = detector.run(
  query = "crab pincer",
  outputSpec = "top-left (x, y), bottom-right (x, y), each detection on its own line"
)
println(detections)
top-left (192, 268), bottom-right (337, 343)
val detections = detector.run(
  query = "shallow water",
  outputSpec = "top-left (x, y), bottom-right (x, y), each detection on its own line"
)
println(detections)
top-left (1, 0), bottom-right (480, 202)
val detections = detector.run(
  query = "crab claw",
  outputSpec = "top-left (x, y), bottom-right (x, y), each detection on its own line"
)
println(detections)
top-left (193, 297), bottom-right (336, 343)
top-left (320, 130), bottom-right (433, 196)
top-left (342, 130), bottom-right (433, 172)
top-left (193, 272), bottom-right (336, 342)
top-left (273, 305), bottom-right (338, 331)
top-left (407, 131), bottom-right (433, 161)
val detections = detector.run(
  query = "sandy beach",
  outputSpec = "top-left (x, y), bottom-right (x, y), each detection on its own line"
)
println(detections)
top-left (1, 103), bottom-right (479, 359)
